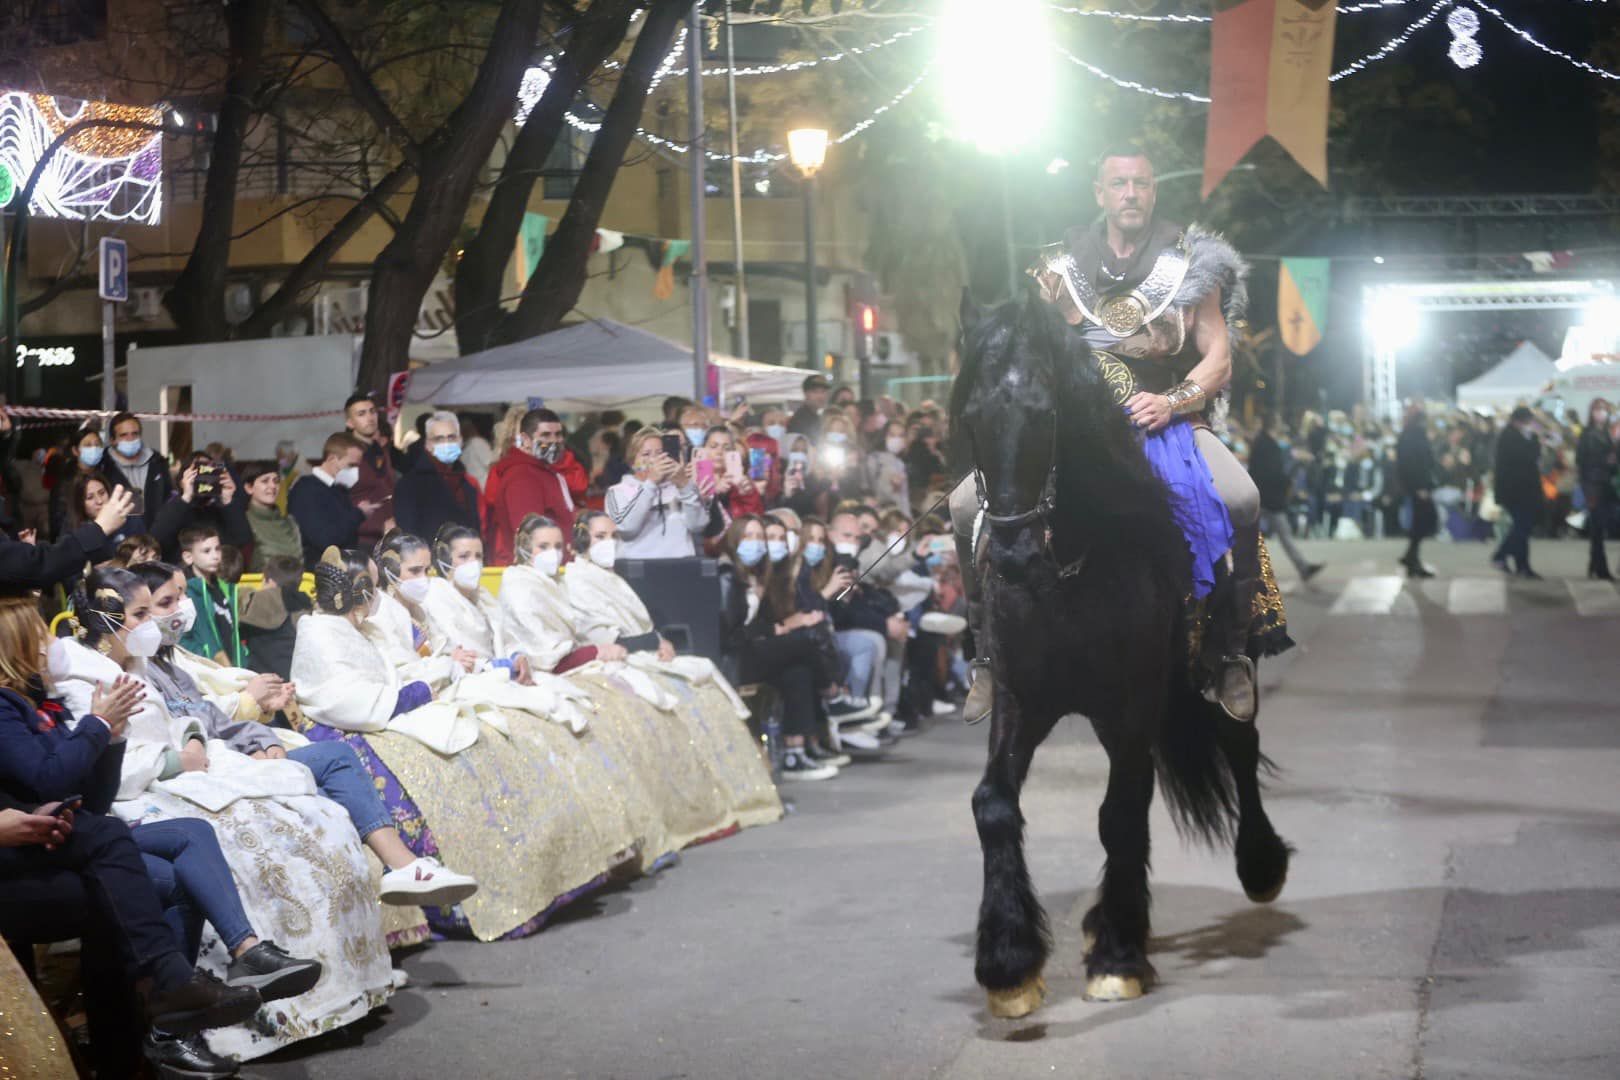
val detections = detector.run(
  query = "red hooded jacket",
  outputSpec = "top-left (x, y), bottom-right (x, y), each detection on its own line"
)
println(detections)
top-left (482, 448), bottom-right (574, 565)
top-left (543, 448), bottom-right (590, 505)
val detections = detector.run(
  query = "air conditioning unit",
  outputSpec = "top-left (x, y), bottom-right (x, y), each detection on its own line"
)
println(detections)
top-left (127, 287), bottom-right (164, 321)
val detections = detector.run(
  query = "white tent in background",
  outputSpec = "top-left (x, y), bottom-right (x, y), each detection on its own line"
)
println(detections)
top-left (1455, 341), bottom-right (1559, 411)
top-left (402, 319), bottom-right (809, 412)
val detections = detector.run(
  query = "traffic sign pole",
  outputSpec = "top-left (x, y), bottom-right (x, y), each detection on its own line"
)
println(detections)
top-left (98, 238), bottom-right (128, 416)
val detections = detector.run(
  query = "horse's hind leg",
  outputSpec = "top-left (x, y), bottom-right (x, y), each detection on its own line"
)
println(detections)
top-left (972, 691), bottom-right (1057, 1019)
top-left (1216, 711), bottom-right (1292, 903)
top-left (1081, 735), bottom-right (1157, 1001)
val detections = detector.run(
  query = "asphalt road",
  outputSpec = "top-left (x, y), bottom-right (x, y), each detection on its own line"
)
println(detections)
top-left (253, 538), bottom-right (1620, 1080)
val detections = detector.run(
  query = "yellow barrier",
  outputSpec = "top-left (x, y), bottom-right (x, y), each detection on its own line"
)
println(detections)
top-left (236, 566), bottom-right (510, 599)
top-left (48, 610), bottom-right (74, 637)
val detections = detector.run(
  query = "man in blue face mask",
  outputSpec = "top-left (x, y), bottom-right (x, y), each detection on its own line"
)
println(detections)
top-left (393, 410), bottom-right (482, 543)
top-left (101, 412), bottom-right (174, 529)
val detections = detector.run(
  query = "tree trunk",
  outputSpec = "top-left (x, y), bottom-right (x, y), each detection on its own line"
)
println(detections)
top-left (164, 0), bottom-right (270, 342)
top-left (502, 0), bottom-right (689, 343)
top-left (234, 163), bottom-right (413, 339)
top-left (453, 0), bottom-right (642, 355)
top-left (354, 0), bottom-right (547, 394)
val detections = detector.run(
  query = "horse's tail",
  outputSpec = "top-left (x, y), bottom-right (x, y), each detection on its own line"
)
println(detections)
top-left (1153, 677), bottom-right (1240, 848)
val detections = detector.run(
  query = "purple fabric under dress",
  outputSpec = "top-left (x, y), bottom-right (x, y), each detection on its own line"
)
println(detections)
top-left (1136, 418), bottom-right (1233, 598)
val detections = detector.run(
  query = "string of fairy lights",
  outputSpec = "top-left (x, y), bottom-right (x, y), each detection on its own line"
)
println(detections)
top-left (570, 0), bottom-right (1620, 165)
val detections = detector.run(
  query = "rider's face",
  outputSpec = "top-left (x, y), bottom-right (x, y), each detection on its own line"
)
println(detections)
top-left (1094, 156), bottom-right (1156, 236)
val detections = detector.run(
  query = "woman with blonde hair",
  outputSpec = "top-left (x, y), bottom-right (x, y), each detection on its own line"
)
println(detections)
top-left (45, 567), bottom-right (393, 1063)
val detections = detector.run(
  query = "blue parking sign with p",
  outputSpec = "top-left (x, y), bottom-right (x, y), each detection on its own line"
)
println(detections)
top-left (99, 237), bottom-right (129, 302)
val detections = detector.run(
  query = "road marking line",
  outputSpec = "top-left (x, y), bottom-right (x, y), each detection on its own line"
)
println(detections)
top-left (1567, 580), bottom-right (1620, 616)
top-left (1329, 575), bottom-right (1406, 615)
top-left (1447, 576), bottom-right (1507, 615)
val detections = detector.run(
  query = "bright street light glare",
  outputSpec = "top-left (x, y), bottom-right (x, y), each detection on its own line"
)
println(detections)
top-left (1582, 295), bottom-right (1620, 331)
top-left (938, 0), bottom-right (1054, 154)
top-left (1366, 297), bottom-right (1422, 348)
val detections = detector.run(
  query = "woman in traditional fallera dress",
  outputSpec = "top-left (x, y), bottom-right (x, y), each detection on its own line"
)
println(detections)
top-left (292, 545), bottom-right (632, 942)
top-left (49, 568), bottom-right (393, 1063)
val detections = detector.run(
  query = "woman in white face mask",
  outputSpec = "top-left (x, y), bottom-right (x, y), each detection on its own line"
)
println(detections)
top-left (420, 525), bottom-right (536, 685)
top-left (370, 531), bottom-right (478, 684)
top-left (498, 514), bottom-right (629, 672)
top-left (49, 566), bottom-right (397, 1062)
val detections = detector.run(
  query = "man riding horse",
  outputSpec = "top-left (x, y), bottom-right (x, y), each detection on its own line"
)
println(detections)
top-left (953, 144), bottom-right (1266, 726)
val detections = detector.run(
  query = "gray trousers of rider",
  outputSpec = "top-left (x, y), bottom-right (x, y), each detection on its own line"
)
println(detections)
top-left (950, 426), bottom-right (1260, 646)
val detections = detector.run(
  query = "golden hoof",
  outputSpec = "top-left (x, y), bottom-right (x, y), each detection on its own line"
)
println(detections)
top-left (1245, 870), bottom-right (1287, 904)
top-left (1082, 929), bottom-right (1096, 955)
top-left (1084, 974), bottom-right (1146, 1002)
top-left (986, 973), bottom-right (1047, 1019)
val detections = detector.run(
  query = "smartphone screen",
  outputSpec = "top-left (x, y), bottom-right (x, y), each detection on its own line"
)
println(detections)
top-left (660, 433), bottom-right (685, 460)
top-left (724, 451), bottom-right (743, 479)
top-left (694, 458), bottom-right (716, 488)
top-left (747, 447), bottom-right (770, 482)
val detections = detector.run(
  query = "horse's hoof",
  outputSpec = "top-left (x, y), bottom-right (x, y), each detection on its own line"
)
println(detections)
top-left (1084, 973), bottom-right (1147, 1002)
top-left (1245, 869), bottom-right (1287, 904)
top-left (985, 973), bottom-right (1046, 1019)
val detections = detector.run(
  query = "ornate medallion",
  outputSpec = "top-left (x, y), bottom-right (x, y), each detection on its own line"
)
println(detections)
top-left (1098, 294), bottom-right (1148, 337)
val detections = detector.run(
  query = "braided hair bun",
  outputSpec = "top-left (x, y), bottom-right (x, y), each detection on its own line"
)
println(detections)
top-left (70, 567), bottom-right (142, 646)
top-left (312, 547), bottom-right (375, 616)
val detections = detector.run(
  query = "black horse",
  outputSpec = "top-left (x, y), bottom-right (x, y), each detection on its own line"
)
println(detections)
top-left (951, 291), bottom-right (1291, 1018)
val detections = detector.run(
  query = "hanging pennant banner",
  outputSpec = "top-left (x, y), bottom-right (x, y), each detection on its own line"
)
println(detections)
top-left (1278, 257), bottom-right (1331, 355)
top-left (519, 212), bottom-right (549, 281)
top-left (1203, 0), bottom-right (1337, 198)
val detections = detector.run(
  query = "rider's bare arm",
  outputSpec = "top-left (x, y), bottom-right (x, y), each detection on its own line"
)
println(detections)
top-left (1184, 292), bottom-right (1232, 397)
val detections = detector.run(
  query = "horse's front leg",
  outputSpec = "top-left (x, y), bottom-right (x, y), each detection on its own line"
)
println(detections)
top-left (1082, 732), bottom-right (1158, 1001)
top-left (1216, 710), bottom-right (1292, 903)
top-left (973, 681), bottom-right (1057, 1019)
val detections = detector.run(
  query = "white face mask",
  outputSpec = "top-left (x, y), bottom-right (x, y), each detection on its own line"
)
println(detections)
top-left (397, 576), bottom-right (431, 604)
top-left (588, 539), bottom-right (617, 569)
top-left (158, 596), bottom-right (197, 646)
top-left (451, 561), bottom-right (484, 589)
top-left (834, 541), bottom-right (860, 557)
top-left (533, 548), bottom-right (562, 577)
top-left (124, 619), bottom-right (163, 658)
top-left (46, 636), bottom-right (69, 676)
top-left (886, 437), bottom-right (906, 456)
top-left (335, 465), bottom-right (360, 488)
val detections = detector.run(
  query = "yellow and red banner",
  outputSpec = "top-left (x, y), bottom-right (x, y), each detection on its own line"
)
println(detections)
top-left (1203, 0), bottom-right (1338, 199)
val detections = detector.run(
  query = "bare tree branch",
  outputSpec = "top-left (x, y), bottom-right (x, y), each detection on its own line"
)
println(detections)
top-left (288, 0), bottom-right (425, 169)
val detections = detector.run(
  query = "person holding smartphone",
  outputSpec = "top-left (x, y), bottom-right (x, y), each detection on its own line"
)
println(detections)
top-left (698, 427), bottom-right (765, 541)
top-left (605, 429), bottom-right (708, 559)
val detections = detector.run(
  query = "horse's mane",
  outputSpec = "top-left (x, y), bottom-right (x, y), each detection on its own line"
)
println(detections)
top-left (952, 296), bottom-right (1189, 585)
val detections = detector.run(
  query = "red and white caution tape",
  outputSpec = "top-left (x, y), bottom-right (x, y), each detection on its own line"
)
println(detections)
top-left (2, 405), bottom-right (345, 423)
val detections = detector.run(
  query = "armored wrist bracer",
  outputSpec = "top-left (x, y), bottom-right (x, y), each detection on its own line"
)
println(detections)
top-left (1164, 380), bottom-right (1207, 416)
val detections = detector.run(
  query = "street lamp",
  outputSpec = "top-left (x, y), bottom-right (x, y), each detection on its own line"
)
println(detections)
top-left (788, 127), bottom-right (829, 372)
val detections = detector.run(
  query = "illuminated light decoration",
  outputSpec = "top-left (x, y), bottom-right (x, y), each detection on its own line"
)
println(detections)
top-left (562, 63), bottom-right (934, 164)
top-left (0, 160), bottom-right (14, 207)
top-left (514, 64), bottom-right (552, 125)
top-left (664, 25), bottom-right (927, 78)
top-left (0, 90), bottom-right (162, 223)
top-left (1471, 0), bottom-right (1620, 82)
top-left (1447, 6), bottom-right (1483, 69)
top-left (15, 344), bottom-right (76, 368)
top-left (1329, 0), bottom-right (1452, 82)
top-left (1053, 42), bottom-right (1211, 102)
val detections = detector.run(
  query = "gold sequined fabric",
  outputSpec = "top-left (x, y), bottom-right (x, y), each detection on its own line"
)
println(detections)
top-left (0, 943), bottom-right (73, 1080)
top-left (112, 792), bottom-right (394, 1062)
top-left (364, 723), bottom-right (633, 942)
top-left (649, 675), bottom-right (782, 830)
top-left (1249, 536), bottom-right (1295, 657)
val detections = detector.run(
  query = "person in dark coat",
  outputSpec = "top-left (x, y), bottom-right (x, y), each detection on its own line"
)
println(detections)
top-left (1490, 406), bottom-right (1545, 579)
top-left (1, 485), bottom-right (130, 588)
top-left (1248, 420), bottom-right (1321, 580)
top-left (394, 411), bottom-right (482, 544)
top-left (1395, 403), bottom-right (1438, 578)
top-left (1576, 398), bottom-right (1615, 580)
top-left (787, 374), bottom-right (830, 437)
top-left (343, 392), bottom-right (404, 551)
top-left (100, 413), bottom-right (176, 532)
top-left (286, 432), bottom-right (369, 569)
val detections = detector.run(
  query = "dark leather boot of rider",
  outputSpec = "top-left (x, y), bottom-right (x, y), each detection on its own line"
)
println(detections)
top-left (1200, 524), bottom-right (1262, 722)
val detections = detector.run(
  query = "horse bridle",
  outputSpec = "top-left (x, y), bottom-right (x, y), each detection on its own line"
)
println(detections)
top-left (970, 423), bottom-right (1086, 579)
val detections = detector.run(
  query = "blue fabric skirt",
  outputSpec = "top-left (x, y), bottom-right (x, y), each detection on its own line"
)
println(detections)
top-left (1137, 419), bottom-right (1233, 598)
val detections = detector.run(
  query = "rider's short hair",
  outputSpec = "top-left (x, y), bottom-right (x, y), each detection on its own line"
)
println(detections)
top-left (1094, 143), bottom-right (1154, 179)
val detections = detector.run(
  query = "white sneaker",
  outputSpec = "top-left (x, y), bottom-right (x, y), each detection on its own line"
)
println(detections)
top-left (379, 857), bottom-right (479, 908)
top-left (781, 750), bottom-right (838, 781)
top-left (919, 612), bottom-right (967, 636)
top-left (931, 700), bottom-right (958, 716)
top-left (838, 729), bottom-right (885, 753)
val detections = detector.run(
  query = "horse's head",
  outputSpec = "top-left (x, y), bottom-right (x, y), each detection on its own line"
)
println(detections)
top-left (951, 288), bottom-right (1075, 531)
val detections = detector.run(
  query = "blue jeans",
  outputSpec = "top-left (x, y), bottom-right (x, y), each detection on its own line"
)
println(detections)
top-left (835, 628), bottom-right (886, 700)
top-left (289, 741), bottom-right (394, 840)
top-left (135, 818), bottom-right (255, 961)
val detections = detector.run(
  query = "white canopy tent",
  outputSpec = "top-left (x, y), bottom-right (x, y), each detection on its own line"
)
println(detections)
top-left (402, 320), bottom-right (810, 412)
top-left (1455, 341), bottom-right (1559, 411)
top-left (1549, 363), bottom-right (1620, 416)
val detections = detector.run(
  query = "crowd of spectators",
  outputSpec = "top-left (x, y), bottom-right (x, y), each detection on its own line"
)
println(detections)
top-left (0, 373), bottom-right (973, 1075)
top-left (1237, 398), bottom-right (1618, 580)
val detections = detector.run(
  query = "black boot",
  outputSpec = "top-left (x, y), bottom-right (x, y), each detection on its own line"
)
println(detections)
top-left (1203, 525), bottom-right (1262, 723)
